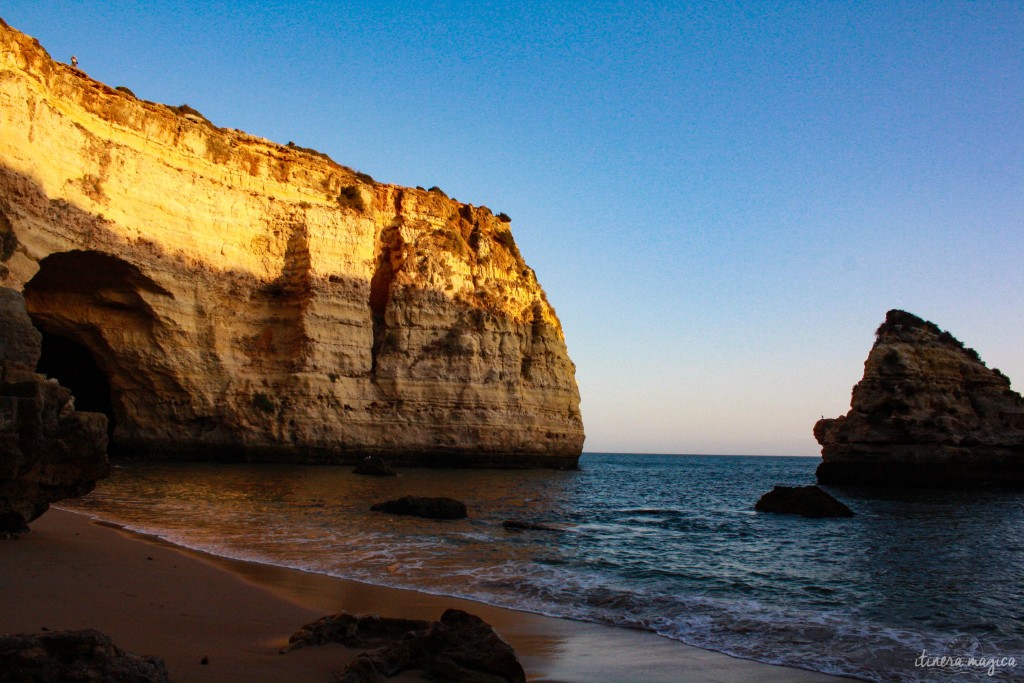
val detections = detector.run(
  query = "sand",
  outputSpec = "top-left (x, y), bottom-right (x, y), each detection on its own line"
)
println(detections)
top-left (0, 508), bottom-right (857, 682)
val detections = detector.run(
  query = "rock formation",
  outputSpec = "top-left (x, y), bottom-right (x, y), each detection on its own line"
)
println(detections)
top-left (0, 286), bottom-right (108, 533)
top-left (754, 485), bottom-right (854, 518)
top-left (815, 310), bottom-right (1024, 488)
top-left (0, 20), bottom-right (583, 468)
top-left (285, 609), bottom-right (526, 683)
top-left (282, 613), bottom-right (431, 652)
top-left (0, 629), bottom-right (170, 682)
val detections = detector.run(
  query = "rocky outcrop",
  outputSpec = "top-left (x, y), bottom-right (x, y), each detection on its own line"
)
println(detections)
top-left (815, 310), bottom-right (1024, 488)
top-left (370, 496), bottom-right (467, 520)
top-left (0, 287), bottom-right (108, 533)
top-left (0, 629), bottom-right (170, 682)
top-left (754, 485), bottom-right (854, 518)
top-left (0, 20), bottom-right (583, 468)
top-left (286, 610), bottom-right (525, 683)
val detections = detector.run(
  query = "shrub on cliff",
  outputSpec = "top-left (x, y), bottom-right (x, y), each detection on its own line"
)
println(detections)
top-left (338, 185), bottom-right (365, 212)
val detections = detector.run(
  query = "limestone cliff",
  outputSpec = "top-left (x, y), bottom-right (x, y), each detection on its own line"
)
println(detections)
top-left (0, 20), bottom-right (583, 468)
top-left (815, 310), bottom-right (1024, 488)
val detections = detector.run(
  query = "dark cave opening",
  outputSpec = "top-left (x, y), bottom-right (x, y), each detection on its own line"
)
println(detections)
top-left (35, 329), bottom-right (116, 443)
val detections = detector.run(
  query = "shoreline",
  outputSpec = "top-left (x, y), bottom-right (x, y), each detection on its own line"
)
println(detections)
top-left (1, 508), bottom-right (860, 682)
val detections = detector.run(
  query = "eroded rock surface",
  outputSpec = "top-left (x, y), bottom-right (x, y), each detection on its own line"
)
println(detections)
top-left (0, 287), bottom-right (108, 533)
top-left (0, 629), bottom-right (169, 682)
top-left (815, 310), bottom-right (1024, 488)
top-left (0, 20), bottom-right (583, 468)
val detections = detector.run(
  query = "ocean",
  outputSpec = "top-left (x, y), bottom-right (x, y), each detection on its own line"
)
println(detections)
top-left (59, 453), bottom-right (1024, 682)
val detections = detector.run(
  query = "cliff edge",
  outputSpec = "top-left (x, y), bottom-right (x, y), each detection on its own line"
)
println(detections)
top-left (815, 310), bottom-right (1024, 488)
top-left (0, 20), bottom-right (584, 468)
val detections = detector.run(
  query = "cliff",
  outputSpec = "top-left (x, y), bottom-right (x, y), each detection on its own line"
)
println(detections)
top-left (815, 310), bottom-right (1024, 488)
top-left (0, 20), bottom-right (584, 468)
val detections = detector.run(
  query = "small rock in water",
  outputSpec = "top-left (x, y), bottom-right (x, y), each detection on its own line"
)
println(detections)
top-left (352, 456), bottom-right (397, 477)
top-left (502, 519), bottom-right (561, 532)
top-left (755, 485), bottom-right (854, 518)
top-left (370, 496), bottom-right (467, 520)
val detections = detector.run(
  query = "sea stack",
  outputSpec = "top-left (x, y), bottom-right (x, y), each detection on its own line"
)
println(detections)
top-left (815, 310), bottom-right (1024, 488)
top-left (0, 20), bottom-right (583, 468)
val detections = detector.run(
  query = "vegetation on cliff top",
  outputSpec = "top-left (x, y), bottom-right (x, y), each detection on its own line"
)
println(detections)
top-left (874, 309), bottom-right (983, 363)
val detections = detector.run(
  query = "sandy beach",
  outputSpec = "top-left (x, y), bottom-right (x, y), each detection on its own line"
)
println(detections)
top-left (0, 508), bottom-right (858, 682)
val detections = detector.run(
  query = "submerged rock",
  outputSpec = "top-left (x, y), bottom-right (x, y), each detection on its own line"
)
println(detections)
top-left (815, 310), bottom-right (1024, 488)
top-left (0, 288), bottom-right (108, 533)
top-left (352, 456), bottom-right (397, 477)
top-left (755, 485), bottom-right (854, 518)
top-left (502, 518), bottom-right (562, 532)
top-left (0, 629), bottom-right (170, 682)
top-left (370, 496), bottom-right (467, 520)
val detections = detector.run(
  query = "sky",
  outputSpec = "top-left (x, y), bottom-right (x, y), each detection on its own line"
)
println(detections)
top-left (3, 2), bottom-right (1022, 456)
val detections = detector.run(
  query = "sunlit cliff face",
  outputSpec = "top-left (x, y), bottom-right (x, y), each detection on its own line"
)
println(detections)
top-left (0, 20), bottom-right (583, 467)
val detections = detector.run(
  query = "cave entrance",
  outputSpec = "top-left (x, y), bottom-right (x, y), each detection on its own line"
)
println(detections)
top-left (35, 330), bottom-right (116, 441)
top-left (22, 249), bottom-right (174, 456)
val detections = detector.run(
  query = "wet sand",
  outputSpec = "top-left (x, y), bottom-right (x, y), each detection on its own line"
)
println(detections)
top-left (0, 508), bottom-right (858, 682)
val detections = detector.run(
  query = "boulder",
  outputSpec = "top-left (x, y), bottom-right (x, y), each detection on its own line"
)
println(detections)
top-left (282, 613), bottom-right (429, 652)
top-left (0, 288), bottom-right (108, 534)
top-left (0, 629), bottom-right (170, 682)
top-left (352, 456), bottom-right (397, 477)
top-left (370, 496), bottom-right (467, 520)
top-left (755, 485), bottom-right (854, 518)
top-left (308, 609), bottom-right (525, 683)
top-left (815, 310), bottom-right (1024, 488)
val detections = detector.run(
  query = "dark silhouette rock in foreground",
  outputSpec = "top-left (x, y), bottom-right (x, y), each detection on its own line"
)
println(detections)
top-left (502, 518), bottom-right (562, 532)
top-left (755, 485), bottom-right (854, 518)
top-left (282, 613), bottom-right (430, 652)
top-left (815, 310), bottom-right (1024, 489)
top-left (370, 496), bottom-right (467, 520)
top-left (0, 288), bottom-right (109, 534)
top-left (0, 629), bottom-right (170, 682)
top-left (285, 609), bottom-right (525, 683)
top-left (352, 456), bottom-right (397, 477)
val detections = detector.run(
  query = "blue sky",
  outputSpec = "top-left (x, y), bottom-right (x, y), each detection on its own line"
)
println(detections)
top-left (4, 2), bottom-right (1022, 455)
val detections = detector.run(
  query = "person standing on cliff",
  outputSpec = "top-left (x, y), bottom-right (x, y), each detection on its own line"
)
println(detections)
top-left (70, 55), bottom-right (78, 68)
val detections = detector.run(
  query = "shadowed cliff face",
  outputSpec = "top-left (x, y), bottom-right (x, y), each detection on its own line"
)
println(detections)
top-left (815, 310), bottom-right (1024, 488)
top-left (0, 21), bottom-right (583, 467)
top-left (0, 286), bottom-right (108, 532)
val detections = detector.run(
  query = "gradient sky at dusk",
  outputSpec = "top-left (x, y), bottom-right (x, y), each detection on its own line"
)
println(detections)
top-left (4, 2), bottom-right (1022, 455)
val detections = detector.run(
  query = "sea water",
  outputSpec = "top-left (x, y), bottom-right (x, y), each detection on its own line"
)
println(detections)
top-left (60, 453), bottom-right (1024, 681)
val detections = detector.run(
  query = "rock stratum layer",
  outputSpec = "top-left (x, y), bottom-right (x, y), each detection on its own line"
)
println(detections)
top-left (0, 20), bottom-right (583, 468)
top-left (815, 310), bottom-right (1024, 488)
